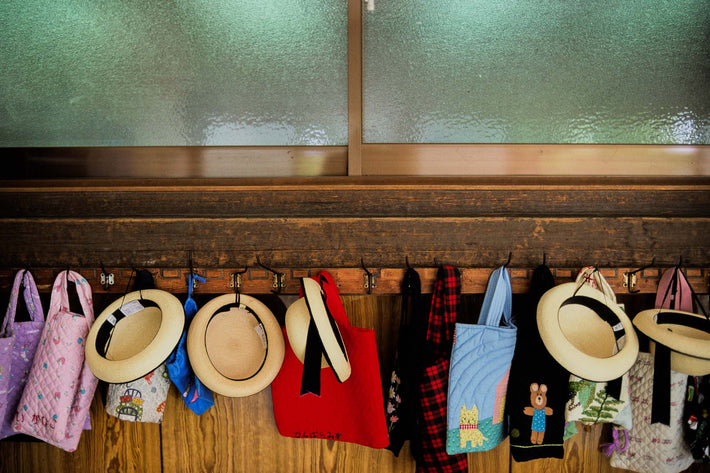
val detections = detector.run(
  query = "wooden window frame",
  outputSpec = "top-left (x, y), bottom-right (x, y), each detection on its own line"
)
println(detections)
top-left (2, 0), bottom-right (709, 179)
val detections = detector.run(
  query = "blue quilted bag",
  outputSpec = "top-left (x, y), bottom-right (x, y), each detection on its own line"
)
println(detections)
top-left (446, 266), bottom-right (516, 453)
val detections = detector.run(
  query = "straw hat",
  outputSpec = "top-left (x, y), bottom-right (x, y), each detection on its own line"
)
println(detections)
top-left (285, 278), bottom-right (351, 382)
top-left (187, 294), bottom-right (284, 397)
top-left (537, 282), bottom-right (639, 381)
top-left (634, 308), bottom-right (710, 376)
top-left (86, 289), bottom-right (184, 383)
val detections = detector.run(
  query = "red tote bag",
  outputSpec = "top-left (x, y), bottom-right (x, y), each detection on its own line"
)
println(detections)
top-left (271, 272), bottom-right (389, 448)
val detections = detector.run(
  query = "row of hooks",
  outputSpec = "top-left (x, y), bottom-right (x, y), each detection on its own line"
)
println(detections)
top-left (91, 253), bottom-right (688, 296)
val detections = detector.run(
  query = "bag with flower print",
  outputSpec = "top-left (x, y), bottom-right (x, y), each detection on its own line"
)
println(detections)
top-left (384, 267), bottom-right (426, 455)
top-left (13, 270), bottom-right (98, 452)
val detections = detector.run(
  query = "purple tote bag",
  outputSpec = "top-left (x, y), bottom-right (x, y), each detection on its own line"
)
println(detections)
top-left (0, 270), bottom-right (45, 439)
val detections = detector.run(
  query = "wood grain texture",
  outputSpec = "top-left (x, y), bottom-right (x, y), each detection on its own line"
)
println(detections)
top-left (361, 143), bottom-right (710, 176)
top-left (2, 177), bottom-right (709, 218)
top-left (1, 217), bottom-right (708, 269)
top-left (0, 391), bottom-right (161, 473)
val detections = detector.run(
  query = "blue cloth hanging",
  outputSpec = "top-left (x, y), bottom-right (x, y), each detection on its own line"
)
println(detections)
top-left (166, 272), bottom-right (214, 415)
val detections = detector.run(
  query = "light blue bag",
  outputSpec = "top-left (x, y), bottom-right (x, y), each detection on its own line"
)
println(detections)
top-left (166, 273), bottom-right (214, 415)
top-left (446, 266), bottom-right (516, 453)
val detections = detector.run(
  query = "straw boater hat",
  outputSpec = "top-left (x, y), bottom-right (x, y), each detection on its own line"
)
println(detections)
top-left (86, 289), bottom-right (184, 383)
top-left (537, 282), bottom-right (639, 382)
top-left (187, 293), bottom-right (284, 397)
top-left (285, 277), bottom-right (351, 382)
top-left (633, 309), bottom-right (710, 376)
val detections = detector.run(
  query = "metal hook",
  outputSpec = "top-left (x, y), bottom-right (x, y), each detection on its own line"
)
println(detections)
top-left (256, 256), bottom-right (286, 294)
top-left (187, 251), bottom-right (200, 289)
top-left (542, 252), bottom-right (547, 266)
top-left (623, 257), bottom-right (655, 293)
top-left (99, 261), bottom-right (114, 291)
top-left (503, 251), bottom-right (512, 268)
top-left (229, 266), bottom-right (248, 291)
top-left (405, 256), bottom-right (413, 270)
top-left (361, 258), bottom-right (376, 294)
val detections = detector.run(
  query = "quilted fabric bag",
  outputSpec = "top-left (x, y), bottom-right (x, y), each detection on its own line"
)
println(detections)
top-left (13, 270), bottom-right (98, 452)
top-left (106, 363), bottom-right (171, 423)
top-left (610, 352), bottom-right (694, 473)
top-left (564, 267), bottom-right (632, 437)
top-left (166, 272), bottom-right (214, 415)
top-left (0, 270), bottom-right (45, 439)
top-left (271, 271), bottom-right (389, 448)
top-left (446, 265), bottom-right (516, 453)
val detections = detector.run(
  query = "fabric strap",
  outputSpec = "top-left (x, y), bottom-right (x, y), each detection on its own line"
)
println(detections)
top-left (477, 266), bottom-right (512, 327)
top-left (300, 274), bottom-right (350, 396)
top-left (1, 270), bottom-right (43, 337)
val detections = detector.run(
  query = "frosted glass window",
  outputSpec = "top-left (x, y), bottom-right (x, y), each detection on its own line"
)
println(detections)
top-left (0, 0), bottom-right (347, 146)
top-left (363, 0), bottom-right (710, 144)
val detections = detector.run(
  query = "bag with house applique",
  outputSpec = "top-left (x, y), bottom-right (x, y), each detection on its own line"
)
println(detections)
top-left (105, 269), bottom-right (172, 423)
top-left (446, 265), bottom-right (517, 453)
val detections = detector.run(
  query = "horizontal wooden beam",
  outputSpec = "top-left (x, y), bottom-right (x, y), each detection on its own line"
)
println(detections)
top-left (0, 146), bottom-right (348, 179)
top-left (1, 217), bottom-right (708, 269)
top-left (1, 266), bottom-right (707, 295)
top-left (2, 177), bottom-right (709, 218)
top-left (362, 144), bottom-right (710, 176)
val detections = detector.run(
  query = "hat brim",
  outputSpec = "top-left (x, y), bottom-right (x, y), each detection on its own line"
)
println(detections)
top-left (187, 294), bottom-right (284, 397)
top-left (285, 278), bottom-right (351, 382)
top-left (86, 289), bottom-right (184, 383)
top-left (537, 282), bottom-right (639, 381)
top-left (634, 308), bottom-right (710, 375)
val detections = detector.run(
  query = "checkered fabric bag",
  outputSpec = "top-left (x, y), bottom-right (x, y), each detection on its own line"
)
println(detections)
top-left (415, 266), bottom-right (467, 473)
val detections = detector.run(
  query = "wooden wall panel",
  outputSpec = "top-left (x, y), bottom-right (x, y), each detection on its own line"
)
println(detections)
top-left (1, 217), bottom-right (709, 270)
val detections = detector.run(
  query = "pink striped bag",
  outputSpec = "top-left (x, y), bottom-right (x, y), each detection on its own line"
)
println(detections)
top-left (13, 270), bottom-right (98, 452)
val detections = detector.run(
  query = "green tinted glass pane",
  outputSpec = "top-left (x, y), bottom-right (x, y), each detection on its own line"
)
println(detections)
top-left (363, 0), bottom-right (710, 144)
top-left (1, 0), bottom-right (347, 146)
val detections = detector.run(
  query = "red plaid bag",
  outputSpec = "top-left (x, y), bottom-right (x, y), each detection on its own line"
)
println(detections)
top-left (416, 266), bottom-right (468, 473)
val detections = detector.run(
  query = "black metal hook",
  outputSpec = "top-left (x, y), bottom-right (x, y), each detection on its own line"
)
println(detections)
top-left (624, 257), bottom-right (655, 293)
top-left (405, 256), bottom-right (413, 270)
top-left (361, 258), bottom-right (375, 294)
top-left (256, 256), bottom-right (285, 294)
top-left (542, 252), bottom-right (547, 266)
top-left (503, 252), bottom-right (512, 268)
top-left (188, 250), bottom-right (195, 275)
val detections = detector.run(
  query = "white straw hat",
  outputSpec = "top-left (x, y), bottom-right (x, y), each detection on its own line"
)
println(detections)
top-left (284, 277), bottom-right (351, 382)
top-left (86, 289), bottom-right (184, 383)
top-left (187, 294), bottom-right (284, 397)
top-left (634, 308), bottom-right (710, 376)
top-left (537, 282), bottom-right (639, 381)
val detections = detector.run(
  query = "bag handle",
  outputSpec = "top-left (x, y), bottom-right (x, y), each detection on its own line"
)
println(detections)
top-left (50, 270), bottom-right (94, 324)
top-left (315, 271), bottom-right (351, 328)
top-left (574, 266), bottom-right (617, 304)
top-left (477, 266), bottom-right (513, 327)
top-left (1, 270), bottom-right (44, 337)
top-left (655, 266), bottom-right (693, 312)
top-left (426, 266), bottom-right (460, 348)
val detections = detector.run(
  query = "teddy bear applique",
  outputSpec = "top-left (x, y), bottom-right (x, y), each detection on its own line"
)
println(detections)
top-left (523, 383), bottom-right (553, 445)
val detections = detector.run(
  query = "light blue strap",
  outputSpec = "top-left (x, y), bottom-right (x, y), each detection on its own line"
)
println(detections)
top-left (477, 266), bottom-right (512, 327)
